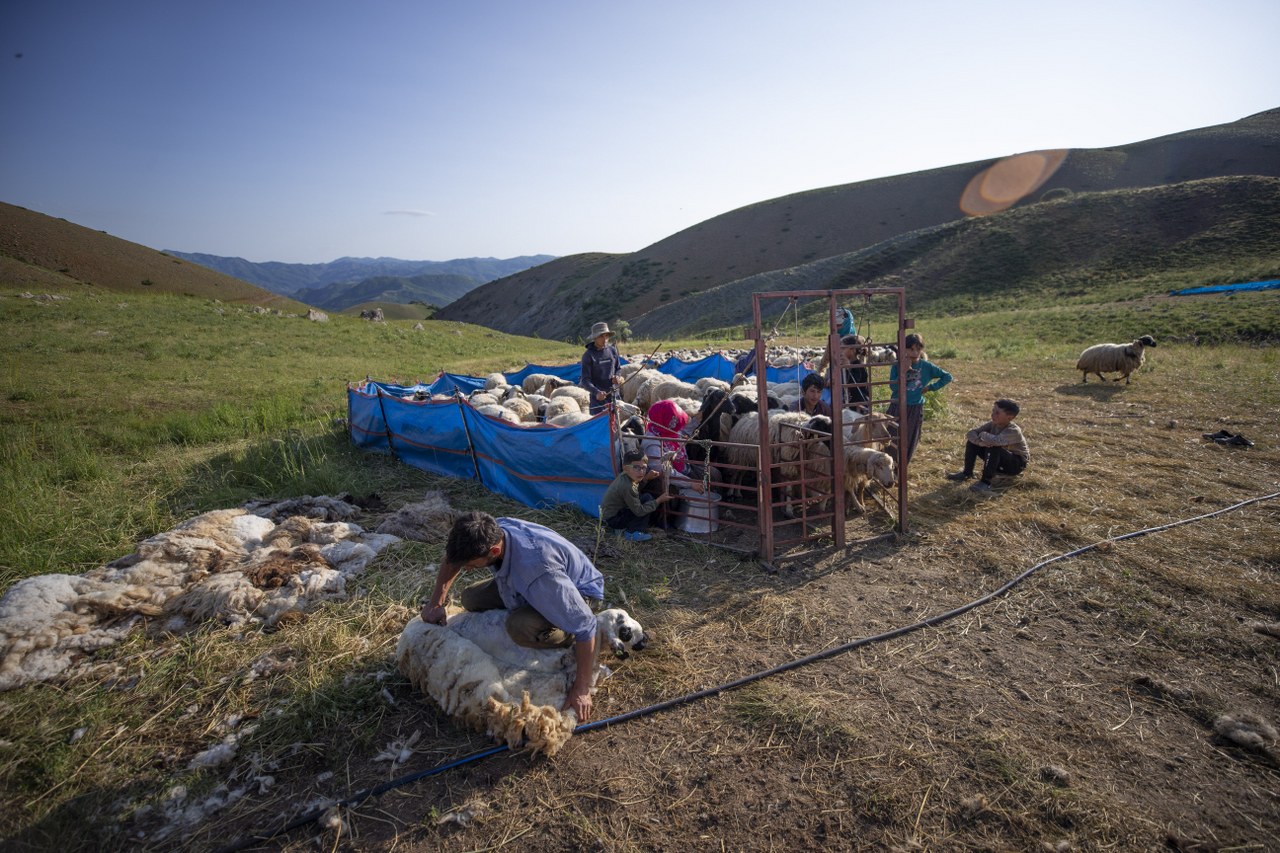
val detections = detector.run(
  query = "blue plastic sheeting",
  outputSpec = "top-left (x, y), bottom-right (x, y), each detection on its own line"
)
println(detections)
top-left (505, 362), bottom-right (583, 385)
top-left (462, 405), bottom-right (615, 516)
top-left (384, 395), bottom-right (478, 481)
top-left (1171, 279), bottom-right (1280, 296)
top-left (348, 384), bottom-right (392, 452)
top-left (658, 353), bottom-right (737, 382)
top-left (347, 382), bottom-right (616, 516)
top-left (427, 372), bottom-right (487, 395)
top-left (765, 363), bottom-right (817, 384)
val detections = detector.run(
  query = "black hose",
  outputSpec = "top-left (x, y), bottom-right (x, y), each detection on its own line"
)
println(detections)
top-left (214, 490), bottom-right (1280, 852)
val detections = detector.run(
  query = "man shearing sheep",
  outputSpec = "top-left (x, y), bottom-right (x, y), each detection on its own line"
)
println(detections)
top-left (420, 511), bottom-right (606, 721)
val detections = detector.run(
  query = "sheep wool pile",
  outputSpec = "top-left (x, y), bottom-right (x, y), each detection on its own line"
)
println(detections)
top-left (0, 498), bottom-right (399, 692)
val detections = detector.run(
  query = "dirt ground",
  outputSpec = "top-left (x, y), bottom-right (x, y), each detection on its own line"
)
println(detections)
top-left (154, 356), bottom-right (1280, 852)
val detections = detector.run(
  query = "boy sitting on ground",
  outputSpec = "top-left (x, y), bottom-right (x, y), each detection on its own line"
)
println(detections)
top-left (601, 450), bottom-right (673, 541)
top-left (945, 398), bottom-right (1030, 493)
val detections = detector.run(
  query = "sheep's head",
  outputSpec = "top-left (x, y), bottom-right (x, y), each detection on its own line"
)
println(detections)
top-left (1138, 335), bottom-right (1157, 348)
top-left (597, 608), bottom-right (647, 659)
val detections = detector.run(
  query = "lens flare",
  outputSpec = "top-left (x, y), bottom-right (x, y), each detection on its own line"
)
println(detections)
top-left (959, 149), bottom-right (1069, 216)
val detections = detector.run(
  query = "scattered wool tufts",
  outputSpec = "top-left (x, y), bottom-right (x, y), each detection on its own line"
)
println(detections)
top-left (187, 733), bottom-right (242, 770)
top-left (0, 505), bottom-right (400, 692)
top-left (372, 729), bottom-right (421, 765)
top-left (1213, 712), bottom-right (1277, 750)
top-left (374, 491), bottom-right (457, 542)
top-left (240, 494), bottom-right (362, 522)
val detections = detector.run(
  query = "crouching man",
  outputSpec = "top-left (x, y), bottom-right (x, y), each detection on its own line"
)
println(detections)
top-left (420, 511), bottom-right (605, 721)
top-left (945, 398), bottom-right (1030, 493)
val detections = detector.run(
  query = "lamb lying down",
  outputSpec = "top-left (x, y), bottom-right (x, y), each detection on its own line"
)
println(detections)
top-left (396, 607), bottom-right (646, 756)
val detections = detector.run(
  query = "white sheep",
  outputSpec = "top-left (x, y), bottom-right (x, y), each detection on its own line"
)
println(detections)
top-left (546, 411), bottom-right (592, 427)
top-left (723, 410), bottom-right (827, 516)
top-left (620, 369), bottom-right (664, 405)
top-left (542, 396), bottom-right (581, 421)
top-left (842, 446), bottom-right (896, 514)
top-left (474, 403), bottom-right (523, 424)
top-left (550, 385), bottom-right (592, 413)
top-left (524, 393), bottom-right (550, 420)
top-left (694, 377), bottom-right (731, 395)
top-left (521, 373), bottom-right (557, 394)
top-left (648, 379), bottom-right (703, 411)
top-left (483, 373), bottom-right (507, 391)
top-left (468, 392), bottom-right (499, 408)
top-left (396, 607), bottom-right (646, 756)
top-left (502, 397), bottom-right (537, 423)
top-left (1076, 335), bottom-right (1158, 384)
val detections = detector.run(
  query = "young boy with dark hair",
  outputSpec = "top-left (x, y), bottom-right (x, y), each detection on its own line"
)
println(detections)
top-left (945, 398), bottom-right (1030, 493)
top-left (601, 450), bottom-right (672, 541)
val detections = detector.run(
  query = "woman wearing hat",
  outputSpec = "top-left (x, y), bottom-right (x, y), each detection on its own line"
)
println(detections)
top-left (580, 321), bottom-right (622, 415)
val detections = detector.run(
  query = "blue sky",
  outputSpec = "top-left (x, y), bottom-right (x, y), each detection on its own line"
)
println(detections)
top-left (2, 0), bottom-right (1277, 264)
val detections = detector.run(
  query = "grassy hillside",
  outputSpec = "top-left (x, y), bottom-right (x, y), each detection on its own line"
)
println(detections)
top-left (0, 203), bottom-right (306, 310)
top-left (630, 175), bottom-right (1280, 339)
top-left (441, 107), bottom-right (1280, 341)
top-left (2, 275), bottom-right (1278, 852)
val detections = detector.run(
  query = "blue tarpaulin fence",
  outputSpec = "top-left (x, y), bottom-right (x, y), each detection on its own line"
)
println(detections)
top-left (349, 356), bottom-right (821, 516)
top-left (348, 380), bottom-right (618, 517)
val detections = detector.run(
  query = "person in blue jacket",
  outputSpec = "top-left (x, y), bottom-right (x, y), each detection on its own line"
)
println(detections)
top-left (420, 511), bottom-right (606, 722)
top-left (887, 333), bottom-right (952, 466)
top-left (580, 321), bottom-right (621, 414)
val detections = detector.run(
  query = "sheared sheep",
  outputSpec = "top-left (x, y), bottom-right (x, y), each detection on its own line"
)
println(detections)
top-left (1076, 335), bottom-right (1157, 384)
top-left (396, 607), bottom-right (646, 756)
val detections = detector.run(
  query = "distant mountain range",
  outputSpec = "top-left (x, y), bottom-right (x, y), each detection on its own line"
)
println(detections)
top-left (161, 252), bottom-right (556, 311)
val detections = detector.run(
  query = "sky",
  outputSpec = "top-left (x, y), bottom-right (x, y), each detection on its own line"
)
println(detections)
top-left (2, 1), bottom-right (1278, 265)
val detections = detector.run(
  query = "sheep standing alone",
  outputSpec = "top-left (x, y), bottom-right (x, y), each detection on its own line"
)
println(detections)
top-left (1076, 335), bottom-right (1157, 384)
top-left (396, 607), bottom-right (645, 756)
top-left (843, 447), bottom-right (896, 514)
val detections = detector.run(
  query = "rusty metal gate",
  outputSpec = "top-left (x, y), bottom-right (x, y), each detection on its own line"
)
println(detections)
top-left (663, 288), bottom-right (911, 567)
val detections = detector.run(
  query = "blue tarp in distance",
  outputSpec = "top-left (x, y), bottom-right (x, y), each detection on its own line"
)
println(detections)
top-left (1171, 279), bottom-right (1280, 296)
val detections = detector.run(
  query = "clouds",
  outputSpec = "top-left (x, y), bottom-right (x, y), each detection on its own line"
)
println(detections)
top-left (384, 209), bottom-right (437, 218)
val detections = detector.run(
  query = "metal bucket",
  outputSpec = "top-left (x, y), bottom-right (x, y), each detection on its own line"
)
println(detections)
top-left (677, 488), bottom-right (721, 533)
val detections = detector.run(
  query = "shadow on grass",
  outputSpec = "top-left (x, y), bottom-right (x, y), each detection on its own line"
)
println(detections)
top-left (1052, 381), bottom-right (1130, 399)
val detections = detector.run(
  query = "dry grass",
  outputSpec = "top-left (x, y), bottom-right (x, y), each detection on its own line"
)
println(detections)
top-left (3, 336), bottom-right (1279, 852)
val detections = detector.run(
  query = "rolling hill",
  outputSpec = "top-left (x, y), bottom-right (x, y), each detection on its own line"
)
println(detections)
top-left (0, 202), bottom-right (305, 310)
top-left (438, 107), bottom-right (1280, 340)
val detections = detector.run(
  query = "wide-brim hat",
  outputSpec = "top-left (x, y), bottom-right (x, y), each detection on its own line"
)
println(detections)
top-left (588, 322), bottom-right (614, 339)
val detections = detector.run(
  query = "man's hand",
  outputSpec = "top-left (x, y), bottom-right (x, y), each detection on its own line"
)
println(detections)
top-left (563, 683), bottom-right (592, 722)
top-left (596, 389), bottom-right (608, 401)
top-left (656, 492), bottom-right (674, 504)
top-left (419, 603), bottom-right (448, 626)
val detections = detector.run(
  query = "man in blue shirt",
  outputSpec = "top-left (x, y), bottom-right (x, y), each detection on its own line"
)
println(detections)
top-left (420, 512), bottom-right (605, 721)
